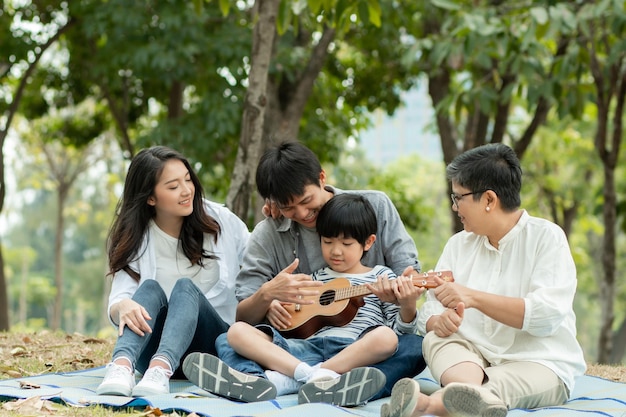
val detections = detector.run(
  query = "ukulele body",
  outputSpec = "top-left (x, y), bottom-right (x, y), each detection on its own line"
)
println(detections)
top-left (281, 278), bottom-right (364, 339)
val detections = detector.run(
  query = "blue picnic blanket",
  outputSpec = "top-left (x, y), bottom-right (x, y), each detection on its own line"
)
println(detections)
top-left (1, 367), bottom-right (625, 416)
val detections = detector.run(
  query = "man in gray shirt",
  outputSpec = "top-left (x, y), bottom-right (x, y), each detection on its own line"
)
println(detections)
top-left (184, 141), bottom-right (426, 405)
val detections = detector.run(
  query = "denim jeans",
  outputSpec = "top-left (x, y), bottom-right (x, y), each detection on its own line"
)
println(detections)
top-left (370, 332), bottom-right (426, 398)
top-left (215, 325), bottom-right (426, 400)
top-left (111, 278), bottom-right (229, 378)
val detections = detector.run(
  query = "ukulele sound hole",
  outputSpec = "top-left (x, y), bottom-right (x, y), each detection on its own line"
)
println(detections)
top-left (319, 289), bottom-right (336, 306)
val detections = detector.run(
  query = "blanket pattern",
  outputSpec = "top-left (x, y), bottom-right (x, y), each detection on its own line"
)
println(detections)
top-left (0, 367), bottom-right (625, 416)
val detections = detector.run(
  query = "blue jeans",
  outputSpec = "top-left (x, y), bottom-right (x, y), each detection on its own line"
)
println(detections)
top-left (216, 325), bottom-right (426, 400)
top-left (111, 278), bottom-right (229, 378)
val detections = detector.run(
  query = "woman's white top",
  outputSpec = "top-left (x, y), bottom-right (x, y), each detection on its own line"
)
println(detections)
top-left (417, 210), bottom-right (586, 391)
top-left (107, 200), bottom-right (249, 326)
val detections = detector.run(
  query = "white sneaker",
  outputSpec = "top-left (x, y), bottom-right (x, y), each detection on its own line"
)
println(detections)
top-left (265, 370), bottom-right (302, 395)
top-left (131, 366), bottom-right (173, 397)
top-left (96, 362), bottom-right (136, 396)
top-left (307, 367), bottom-right (340, 383)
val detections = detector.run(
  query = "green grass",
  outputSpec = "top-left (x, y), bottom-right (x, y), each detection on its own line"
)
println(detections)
top-left (0, 330), bottom-right (190, 417)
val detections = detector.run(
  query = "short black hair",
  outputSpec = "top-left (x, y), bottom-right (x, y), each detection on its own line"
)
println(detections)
top-left (446, 143), bottom-right (522, 211)
top-left (255, 141), bottom-right (323, 206)
top-left (316, 194), bottom-right (377, 246)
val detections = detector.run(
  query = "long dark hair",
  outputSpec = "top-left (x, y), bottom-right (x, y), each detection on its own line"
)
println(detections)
top-left (107, 146), bottom-right (220, 281)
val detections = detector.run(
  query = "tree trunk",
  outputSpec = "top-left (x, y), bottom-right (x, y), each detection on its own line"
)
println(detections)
top-left (597, 166), bottom-right (617, 363)
top-left (269, 25), bottom-right (335, 142)
top-left (589, 25), bottom-right (625, 362)
top-left (168, 80), bottom-right (185, 119)
top-left (19, 250), bottom-right (29, 324)
top-left (610, 316), bottom-right (626, 364)
top-left (52, 184), bottom-right (68, 330)
top-left (226, 0), bottom-right (280, 221)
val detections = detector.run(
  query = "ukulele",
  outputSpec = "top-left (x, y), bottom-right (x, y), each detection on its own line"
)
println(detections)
top-left (279, 270), bottom-right (454, 339)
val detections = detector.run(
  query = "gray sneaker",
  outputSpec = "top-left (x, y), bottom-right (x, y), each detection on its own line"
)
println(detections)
top-left (182, 352), bottom-right (277, 402)
top-left (441, 382), bottom-right (508, 417)
top-left (381, 378), bottom-right (420, 417)
top-left (298, 366), bottom-right (385, 407)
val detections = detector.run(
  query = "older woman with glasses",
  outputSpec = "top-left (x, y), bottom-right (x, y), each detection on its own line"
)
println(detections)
top-left (380, 143), bottom-right (586, 417)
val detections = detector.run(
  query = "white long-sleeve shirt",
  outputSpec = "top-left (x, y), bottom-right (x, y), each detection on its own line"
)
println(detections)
top-left (417, 210), bottom-right (586, 391)
top-left (107, 200), bottom-right (249, 326)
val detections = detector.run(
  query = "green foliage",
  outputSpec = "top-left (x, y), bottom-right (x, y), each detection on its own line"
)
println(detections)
top-left (2, 0), bottom-right (626, 362)
top-left (276, 0), bottom-right (382, 35)
top-left (328, 148), bottom-right (448, 270)
top-left (4, 133), bottom-right (120, 331)
top-left (522, 115), bottom-right (598, 222)
top-left (401, 0), bottom-right (596, 137)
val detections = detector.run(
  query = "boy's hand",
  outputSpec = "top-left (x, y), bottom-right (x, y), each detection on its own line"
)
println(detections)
top-left (266, 300), bottom-right (293, 330)
top-left (393, 275), bottom-right (425, 308)
top-left (366, 273), bottom-right (398, 303)
top-left (393, 275), bottom-right (425, 323)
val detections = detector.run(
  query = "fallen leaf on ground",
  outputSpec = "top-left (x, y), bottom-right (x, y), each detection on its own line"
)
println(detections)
top-left (19, 380), bottom-right (41, 389)
top-left (2, 396), bottom-right (59, 414)
top-left (83, 337), bottom-right (108, 344)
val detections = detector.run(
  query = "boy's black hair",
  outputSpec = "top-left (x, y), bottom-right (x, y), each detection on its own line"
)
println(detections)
top-left (316, 194), bottom-right (377, 246)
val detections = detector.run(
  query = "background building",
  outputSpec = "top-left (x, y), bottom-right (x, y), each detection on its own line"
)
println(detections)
top-left (359, 85), bottom-right (441, 165)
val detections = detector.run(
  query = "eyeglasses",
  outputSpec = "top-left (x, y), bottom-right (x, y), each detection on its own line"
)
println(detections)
top-left (450, 191), bottom-right (486, 208)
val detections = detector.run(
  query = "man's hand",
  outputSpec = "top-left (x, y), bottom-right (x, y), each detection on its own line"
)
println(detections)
top-left (116, 298), bottom-right (152, 337)
top-left (259, 259), bottom-right (322, 328)
top-left (262, 259), bottom-right (323, 305)
top-left (401, 265), bottom-right (419, 279)
top-left (430, 302), bottom-right (465, 337)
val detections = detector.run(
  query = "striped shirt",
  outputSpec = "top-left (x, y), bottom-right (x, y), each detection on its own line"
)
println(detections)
top-left (310, 265), bottom-right (419, 340)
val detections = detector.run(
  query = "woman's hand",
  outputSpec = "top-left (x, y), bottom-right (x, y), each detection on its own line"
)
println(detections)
top-left (429, 302), bottom-right (465, 338)
top-left (433, 278), bottom-right (474, 309)
top-left (115, 298), bottom-right (152, 337)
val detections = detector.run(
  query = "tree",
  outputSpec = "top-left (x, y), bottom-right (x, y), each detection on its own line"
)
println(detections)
top-left (576, 0), bottom-right (626, 363)
top-left (17, 99), bottom-right (107, 329)
top-left (402, 1), bottom-right (582, 232)
top-left (523, 117), bottom-right (598, 238)
top-left (0, 0), bottom-right (75, 331)
top-left (226, 0), bottom-right (425, 222)
top-left (226, 0), bottom-right (281, 220)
